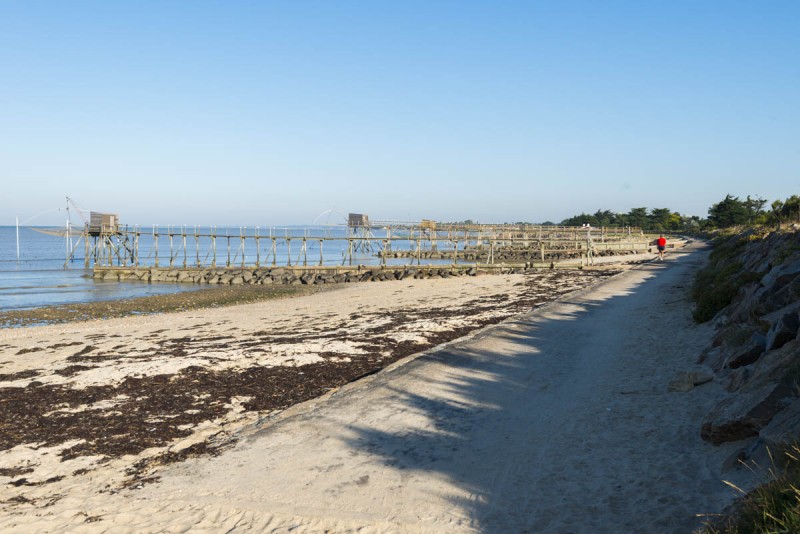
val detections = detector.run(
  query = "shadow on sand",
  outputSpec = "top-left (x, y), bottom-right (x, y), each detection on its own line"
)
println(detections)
top-left (332, 258), bottom-right (687, 531)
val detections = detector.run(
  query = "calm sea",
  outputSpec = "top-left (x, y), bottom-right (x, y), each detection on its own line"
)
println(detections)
top-left (0, 225), bottom-right (449, 311)
top-left (0, 226), bottom-right (207, 311)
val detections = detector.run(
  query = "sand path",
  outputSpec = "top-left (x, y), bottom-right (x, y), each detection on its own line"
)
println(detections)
top-left (4, 243), bottom-right (757, 532)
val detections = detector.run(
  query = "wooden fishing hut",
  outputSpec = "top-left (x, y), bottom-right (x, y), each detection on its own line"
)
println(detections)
top-left (64, 211), bottom-right (132, 268)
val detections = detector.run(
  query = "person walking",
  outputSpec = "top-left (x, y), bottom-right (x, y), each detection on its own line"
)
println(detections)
top-left (656, 235), bottom-right (667, 261)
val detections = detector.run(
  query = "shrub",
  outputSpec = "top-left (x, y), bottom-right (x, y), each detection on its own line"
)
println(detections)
top-left (691, 235), bottom-right (764, 323)
top-left (705, 446), bottom-right (800, 533)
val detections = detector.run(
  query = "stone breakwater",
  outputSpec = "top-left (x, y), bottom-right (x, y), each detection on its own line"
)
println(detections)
top-left (93, 265), bottom-right (533, 285)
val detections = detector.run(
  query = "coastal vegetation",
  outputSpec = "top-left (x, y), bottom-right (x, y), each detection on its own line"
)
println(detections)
top-left (705, 445), bottom-right (800, 534)
top-left (560, 206), bottom-right (700, 233)
top-left (691, 229), bottom-right (768, 323)
top-left (689, 194), bottom-right (800, 324)
top-left (556, 194), bottom-right (800, 234)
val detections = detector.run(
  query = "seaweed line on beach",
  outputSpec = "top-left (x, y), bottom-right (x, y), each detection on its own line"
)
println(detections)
top-left (0, 269), bottom-right (618, 490)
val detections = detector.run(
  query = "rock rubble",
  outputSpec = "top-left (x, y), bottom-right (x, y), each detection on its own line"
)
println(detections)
top-left (94, 265), bottom-right (529, 285)
top-left (692, 228), bottom-right (800, 450)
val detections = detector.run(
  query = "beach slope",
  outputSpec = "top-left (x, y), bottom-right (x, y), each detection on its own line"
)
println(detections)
top-left (1, 243), bottom-right (757, 532)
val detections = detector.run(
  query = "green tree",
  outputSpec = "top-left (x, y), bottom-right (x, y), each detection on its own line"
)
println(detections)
top-left (592, 209), bottom-right (616, 227)
top-left (771, 200), bottom-right (784, 229)
top-left (666, 212), bottom-right (684, 231)
top-left (744, 195), bottom-right (767, 223)
top-left (781, 195), bottom-right (800, 222)
top-left (560, 213), bottom-right (596, 226)
top-left (626, 207), bottom-right (649, 229)
top-left (649, 208), bottom-right (672, 232)
top-left (708, 195), bottom-right (750, 228)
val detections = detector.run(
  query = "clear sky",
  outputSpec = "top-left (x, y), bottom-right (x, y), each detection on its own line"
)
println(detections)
top-left (1, 1), bottom-right (798, 226)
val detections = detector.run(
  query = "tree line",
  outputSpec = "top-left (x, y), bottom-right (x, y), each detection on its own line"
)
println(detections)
top-left (555, 194), bottom-right (799, 233)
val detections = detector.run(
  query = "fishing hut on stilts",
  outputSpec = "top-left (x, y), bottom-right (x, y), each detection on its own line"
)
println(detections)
top-left (63, 212), bottom-right (132, 268)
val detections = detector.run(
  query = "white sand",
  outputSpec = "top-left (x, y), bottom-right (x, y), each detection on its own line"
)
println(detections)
top-left (0, 245), bottom-right (759, 532)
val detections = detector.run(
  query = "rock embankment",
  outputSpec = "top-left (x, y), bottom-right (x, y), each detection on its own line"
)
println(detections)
top-left (93, 265), bottom-right (529, 285)
top-left (690, 227), bottom-right (800, 453)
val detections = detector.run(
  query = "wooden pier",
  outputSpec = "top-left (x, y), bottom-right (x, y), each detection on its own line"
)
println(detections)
top-left (65, 222), bottom-right (650, 269)
top-left (65, 220), bottom-right (650, 271)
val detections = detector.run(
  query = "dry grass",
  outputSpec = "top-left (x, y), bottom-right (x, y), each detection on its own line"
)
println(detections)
top-left (703, 445), bottom-right (800, 534)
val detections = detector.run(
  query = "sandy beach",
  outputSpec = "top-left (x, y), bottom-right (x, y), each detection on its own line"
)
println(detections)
top-left (0, 245), bottom-right (759, 532)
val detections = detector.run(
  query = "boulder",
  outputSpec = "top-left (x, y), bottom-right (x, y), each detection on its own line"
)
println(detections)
top-left (740, 339), bottom-right (800, 390)
top-left (725, 368), bottom-right (751, 392)
top-left (761, 255), bottom-right (800, 288)
top-left (701, 382), bottom-right (797, 445)
top-left (668, 367), bottom-right (714, 392)
top-left (759, 398), bottom-right (800, 451)
top-left (757, 276), bottom-right (800, 316)
top-left (230, 276), bottom-right (244, 285)
top-left (766, 312), bottom-right (800, 351)
top-left (726, 333), bottom-right (766, 369)
top-left (697, 346), bottom-right (727, 372)
top-left (713, 324), bottom-right (755, 350)
top-left (726, 282), bottom-right (765, 323)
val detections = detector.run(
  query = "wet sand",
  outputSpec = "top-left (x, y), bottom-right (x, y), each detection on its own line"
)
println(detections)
top-left (0, 284), bottom-right (326, 328)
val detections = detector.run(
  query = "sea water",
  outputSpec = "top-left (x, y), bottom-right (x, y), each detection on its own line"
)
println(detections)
top-left (0, 226), bottom-right (204, 311)
top-left (0, 225), bottom-right (455, 311)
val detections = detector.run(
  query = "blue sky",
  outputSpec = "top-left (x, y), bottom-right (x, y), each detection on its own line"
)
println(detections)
top-left (1, 1), bottom-right (798, 226)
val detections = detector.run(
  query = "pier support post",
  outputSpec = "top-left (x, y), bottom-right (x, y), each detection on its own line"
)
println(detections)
top-left (154, 227), bottom-right (160, 268)
top-left (211, 229), bottom-right (217, 269)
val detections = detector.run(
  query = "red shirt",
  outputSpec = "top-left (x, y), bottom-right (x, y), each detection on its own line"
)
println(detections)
top-left (657, 237), bottom-right (666, 247)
